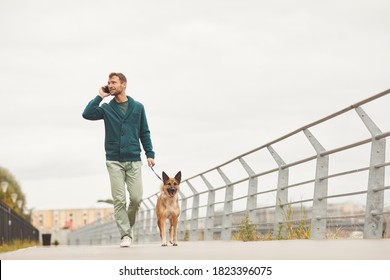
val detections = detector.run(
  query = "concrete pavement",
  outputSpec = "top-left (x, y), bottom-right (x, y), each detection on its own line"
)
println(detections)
top-left (1, 239), bottom-right (390, 260)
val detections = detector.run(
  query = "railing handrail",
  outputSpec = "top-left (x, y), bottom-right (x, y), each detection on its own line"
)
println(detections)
top-left (182, 88), bottom-right (390, 180)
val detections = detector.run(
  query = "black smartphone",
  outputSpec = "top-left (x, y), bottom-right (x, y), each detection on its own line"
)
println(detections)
top-left (103, 86), bottom-right (110, 93)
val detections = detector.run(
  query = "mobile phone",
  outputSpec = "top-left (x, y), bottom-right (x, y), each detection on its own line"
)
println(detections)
top-left (103, 86), bottom-right (110, 93)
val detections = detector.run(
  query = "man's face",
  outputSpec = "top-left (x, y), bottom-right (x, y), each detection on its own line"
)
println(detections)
top-left (107, 76), bottom-right (126, 96)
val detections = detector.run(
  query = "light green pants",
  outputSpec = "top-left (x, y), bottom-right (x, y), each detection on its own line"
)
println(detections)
top-left (106, 161), bottom-right (143, 239)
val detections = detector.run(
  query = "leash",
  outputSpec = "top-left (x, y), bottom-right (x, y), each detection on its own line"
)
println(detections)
top-left (150, 166), bottom-right (163, 181)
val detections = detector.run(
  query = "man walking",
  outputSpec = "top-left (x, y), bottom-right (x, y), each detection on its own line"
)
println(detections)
top-left (82, 72), bottom-right (155, 247)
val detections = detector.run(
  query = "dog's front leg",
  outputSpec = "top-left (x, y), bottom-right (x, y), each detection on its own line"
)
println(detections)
top-left (158, 218), bottom-right (167, 246)
top-left (169, 221), bottom-right (173, 245)
top-left (172, 216), bottom-right (178, 246)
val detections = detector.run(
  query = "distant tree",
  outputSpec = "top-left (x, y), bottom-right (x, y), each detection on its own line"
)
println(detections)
top-left (0, 166), bottom-right (27, 217)
top-left (97, 199), bottom-right (113, 205)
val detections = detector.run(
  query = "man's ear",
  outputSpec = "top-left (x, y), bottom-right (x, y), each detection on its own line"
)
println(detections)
top-left (162, 172), bottom-right (169, 184)
top-left (174, 171), bottom-right (182, 184)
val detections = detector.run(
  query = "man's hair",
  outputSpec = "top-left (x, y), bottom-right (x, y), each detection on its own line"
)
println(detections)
top-left (109, 72), bottom-right (127, 84)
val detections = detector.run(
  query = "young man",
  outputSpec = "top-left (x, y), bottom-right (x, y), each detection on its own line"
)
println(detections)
top-left (82, 72), bottom-right (155, 247)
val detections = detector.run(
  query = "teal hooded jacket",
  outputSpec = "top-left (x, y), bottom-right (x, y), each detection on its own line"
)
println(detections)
top-left (82, 95), bottom-right (155, 162)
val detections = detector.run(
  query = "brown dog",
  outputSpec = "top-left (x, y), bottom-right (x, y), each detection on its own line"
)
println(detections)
top-left (156, 171), bottom-right (181, 246)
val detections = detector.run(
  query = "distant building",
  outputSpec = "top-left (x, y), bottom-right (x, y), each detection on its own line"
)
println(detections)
top-left (32, 207), bottom-right (114, 244)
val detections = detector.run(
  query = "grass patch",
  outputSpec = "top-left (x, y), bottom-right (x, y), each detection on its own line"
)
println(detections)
top-left (275, 203), bottom-right (311, 240)
top-left (233, 204), bottom-right (312, 242)
top-left (232, 213), bottom-right (273, 241)
top-left (0, 240), bottom-right (38, 253)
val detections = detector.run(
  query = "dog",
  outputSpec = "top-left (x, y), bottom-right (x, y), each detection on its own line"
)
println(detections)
top-left (156, 171), bottom-right (181, 246)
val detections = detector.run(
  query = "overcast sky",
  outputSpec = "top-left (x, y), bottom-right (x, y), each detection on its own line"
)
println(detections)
top-left (1, 0), bottom-right (389, 210)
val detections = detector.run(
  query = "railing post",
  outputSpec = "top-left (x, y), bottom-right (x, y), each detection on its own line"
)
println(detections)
top-left (217, 167), bottom-right (233, 240)
top-left (201, 174), bottom-right (215, 241)
top-left (267, 146), bottom-right (289, 239)
top-left (145, 195), bottom-right (159, 241)
top-left (355, 107), bottom-right (386, 239)
top-left (141, 201), bottom-right (151, 243)
top-left (239, 158), bottom-right (258, 223)
top-left (148, 197), bottom-right (158, 242)
top-left (303, 129), bottom-right (329, 239)
top-left (178, 191), bottom-right (188, 241)
top-left (186, 181), bottom-right (199, 241)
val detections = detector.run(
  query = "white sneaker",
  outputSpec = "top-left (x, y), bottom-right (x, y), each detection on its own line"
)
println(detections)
top-left (120, 236), bottom-right (131, 247)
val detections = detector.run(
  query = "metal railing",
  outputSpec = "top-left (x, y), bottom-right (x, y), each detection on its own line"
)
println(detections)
top-left (69, 89), bottom-right (389, 244)
top-left (0, 200), bottom-right (39, 244)
top-left (67, 214), bottom-right (119, 245)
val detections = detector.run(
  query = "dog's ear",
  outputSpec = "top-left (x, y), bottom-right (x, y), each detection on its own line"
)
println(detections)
top-left (174, 171), bottom-right (182, 183)
top-left (162, 171), bottom-right (169, 184)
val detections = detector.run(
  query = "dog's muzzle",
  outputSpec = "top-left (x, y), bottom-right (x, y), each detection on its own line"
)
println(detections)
top-left (167, 188), bottom-right (177, 196)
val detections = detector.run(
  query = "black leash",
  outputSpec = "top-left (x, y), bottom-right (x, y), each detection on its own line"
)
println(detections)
top-left (150, 166), bottom-right (163, 181)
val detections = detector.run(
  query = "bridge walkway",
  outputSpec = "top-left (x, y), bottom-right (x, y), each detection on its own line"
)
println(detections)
top-left (1, 239), bottom-right (390, 260)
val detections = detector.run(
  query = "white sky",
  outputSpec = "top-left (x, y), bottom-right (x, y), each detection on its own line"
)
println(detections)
top-left (1, 0), bottom-right (389, 210)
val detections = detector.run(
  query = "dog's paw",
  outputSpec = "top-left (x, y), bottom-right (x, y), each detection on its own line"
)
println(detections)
top-left (173, 243), bottom-right (178, 246)
top-left (161, 243), bottom-right (168, 247)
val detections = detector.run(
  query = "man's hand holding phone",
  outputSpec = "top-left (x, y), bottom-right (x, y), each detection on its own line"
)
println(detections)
top-left (99, 85), bottom-right (111, 98)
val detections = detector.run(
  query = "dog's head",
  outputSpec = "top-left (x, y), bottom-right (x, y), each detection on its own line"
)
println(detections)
top-left (162, 171), bottom-right (181, 197)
